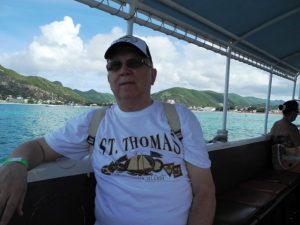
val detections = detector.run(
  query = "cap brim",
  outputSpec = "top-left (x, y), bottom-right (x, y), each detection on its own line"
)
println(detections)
top-left (104, 42), bottom-right (147, 59)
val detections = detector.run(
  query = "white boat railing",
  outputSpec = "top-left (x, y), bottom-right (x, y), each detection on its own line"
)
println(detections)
top-left (26, 157), bottom-right (92, 183)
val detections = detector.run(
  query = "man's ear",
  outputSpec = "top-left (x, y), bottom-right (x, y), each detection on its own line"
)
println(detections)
top-left (107, 73), bottom-right (112, 83)
top-left (151, 68), bottom-right (157, 85)
top-left (107, 74), bottom-right (113, 91)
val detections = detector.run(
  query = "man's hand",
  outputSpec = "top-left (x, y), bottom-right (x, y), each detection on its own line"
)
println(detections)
top-left (0, 138), bottom-right (61, 225)
top-left (0, 163), bottom-right (28, 225)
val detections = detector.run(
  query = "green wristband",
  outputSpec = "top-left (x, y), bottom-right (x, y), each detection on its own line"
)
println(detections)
top-left (3, 157), bottom-right (29, 169)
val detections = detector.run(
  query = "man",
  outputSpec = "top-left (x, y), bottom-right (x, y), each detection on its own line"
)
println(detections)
top-left (0, 35), bottom-right (216, 225)
top-left (270, 100), bottom-right (300, 172)
top-left (270, 100), bottom-right (300, 149)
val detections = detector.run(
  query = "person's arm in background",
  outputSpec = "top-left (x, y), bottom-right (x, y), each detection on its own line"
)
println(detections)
top-left (289, 123), bottom-right (300, 148)
top-left (186, 163), bottom-right (216, 225)
top-left (0, 138), bottom-right (62, 225)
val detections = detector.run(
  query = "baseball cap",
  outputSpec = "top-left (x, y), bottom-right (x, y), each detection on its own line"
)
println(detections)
top-left (104, 35), bottom-right (152, 63)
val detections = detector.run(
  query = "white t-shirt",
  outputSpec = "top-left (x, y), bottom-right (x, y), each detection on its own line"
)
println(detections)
top-left (45, 101), bottom-right (210, 225)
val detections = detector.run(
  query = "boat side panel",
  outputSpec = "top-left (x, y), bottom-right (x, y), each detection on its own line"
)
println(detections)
top-left (8, 174), bottom-right (96, 225)
top-left (209, 139), bottom-right (273, 194)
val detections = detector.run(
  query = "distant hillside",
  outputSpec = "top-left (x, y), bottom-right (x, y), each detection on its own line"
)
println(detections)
top-left (0, 65), bottom-right (114, 105)
top-left (152, 88), bottom-right (224, 107)
top-left (152, 87), bottom-right (283, 108)
top-left (73, 89), bottom-right (115, 105)
top-left (0, 65), bottom-right (284, 107)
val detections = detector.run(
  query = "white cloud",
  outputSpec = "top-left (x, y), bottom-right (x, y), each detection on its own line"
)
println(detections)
top-left (0, 16), bottom-right (121, 93)
top-left (0, 16), bottom-right (296, 100)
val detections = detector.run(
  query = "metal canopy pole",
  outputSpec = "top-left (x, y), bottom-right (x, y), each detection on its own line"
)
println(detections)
top-left (127, 0), bottom-right (136, 35)
top-left (298, 74), bottom-right (300, 99)
top-left (292, 79), bottom-right (296, 99)
top-left (220, 46), bottom-right (231, 139)
top-left (264, 69), bottom-right (273, 135)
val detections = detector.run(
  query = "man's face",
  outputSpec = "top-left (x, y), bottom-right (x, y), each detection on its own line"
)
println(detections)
top-left (107, 48), bottom-right (157, 103)
top-left (290, 109), bottom-right (299, 122)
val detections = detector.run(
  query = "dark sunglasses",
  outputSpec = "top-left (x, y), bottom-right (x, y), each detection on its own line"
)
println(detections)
top-left (106, 58), bottom-right (152, 71)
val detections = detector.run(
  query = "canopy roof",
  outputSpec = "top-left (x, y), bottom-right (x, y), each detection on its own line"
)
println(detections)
top-left (76, 0), bottom-right (300, 81)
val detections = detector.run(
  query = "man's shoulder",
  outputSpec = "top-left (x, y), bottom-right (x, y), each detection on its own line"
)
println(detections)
top-left (289, 122), bottom-right (299, 131)
top-left (174, 102), bottom-right (193, 116)
top-left (272, 120), bottom-right (287, 128)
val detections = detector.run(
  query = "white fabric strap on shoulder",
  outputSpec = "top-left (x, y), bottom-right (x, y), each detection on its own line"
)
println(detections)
top-left (87, 106), bottom-right (109, 151)
top-left (162, 102), bottom-right (183, 141)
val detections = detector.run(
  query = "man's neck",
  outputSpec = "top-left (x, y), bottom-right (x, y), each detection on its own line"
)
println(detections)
top-left (117, 98), bottom-right (153, 112)
top-left (282, 116), bottom-right (292, 123)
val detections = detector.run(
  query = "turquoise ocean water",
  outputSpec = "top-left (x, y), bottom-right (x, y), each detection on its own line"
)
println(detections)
top-left (1, 103), bottom-right (298, 161)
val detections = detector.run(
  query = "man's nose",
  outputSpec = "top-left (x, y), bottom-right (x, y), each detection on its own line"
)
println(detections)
top-left (119, 62), bottom-right (131, 75)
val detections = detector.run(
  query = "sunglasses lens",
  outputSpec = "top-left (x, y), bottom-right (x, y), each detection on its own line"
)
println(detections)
top-left (127, 58), bottom-right (144, 68)
top-left (106, 58), bottom-right (147, 71)
top-left (106, 61), bottom-right (122, 71)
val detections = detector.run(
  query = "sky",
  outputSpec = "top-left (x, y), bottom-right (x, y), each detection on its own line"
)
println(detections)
top-left (0, 0), bottom-right (298, 101)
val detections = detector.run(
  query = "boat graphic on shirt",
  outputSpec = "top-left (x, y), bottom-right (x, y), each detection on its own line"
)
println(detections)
top-left (101, 150), bottom-right (183, 178)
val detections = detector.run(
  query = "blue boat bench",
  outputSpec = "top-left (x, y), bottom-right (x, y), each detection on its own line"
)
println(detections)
top-left (209, 139), bottom-right (300, 225)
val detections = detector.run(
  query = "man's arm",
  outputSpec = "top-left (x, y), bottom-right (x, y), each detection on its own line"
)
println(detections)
top-left (186, 163), bottom-right (216, 225)
top-left (11, 138), bottom-right (62, 169)
top-left (289, 124), bottom-right (300, 147)
top-left (0, 138), bottom-right (62, 225)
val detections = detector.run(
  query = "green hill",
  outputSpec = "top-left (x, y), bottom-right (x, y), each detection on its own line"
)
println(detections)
top-left (151, 88), bottom-right (222, 107)
top-left (0, 65), bottom-right (114, 105)
top-left (0, 65), bottom-right (283, 108)
top-left (152, 87), bottom-right (283, 108)
top-left (73, 89), bottom-right (115, 105)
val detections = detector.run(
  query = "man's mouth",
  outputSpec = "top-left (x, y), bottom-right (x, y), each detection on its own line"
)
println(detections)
top-left (119, 81), bottom-right (135, 86)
